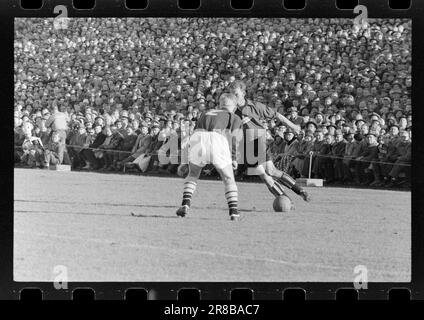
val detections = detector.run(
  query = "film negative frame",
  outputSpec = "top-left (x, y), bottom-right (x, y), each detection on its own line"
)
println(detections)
top-left (1, 0), bottom-right (423, 300)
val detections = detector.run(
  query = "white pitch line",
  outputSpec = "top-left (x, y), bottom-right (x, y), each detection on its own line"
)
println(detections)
top-left (14, 230), bottom-right (408, 278)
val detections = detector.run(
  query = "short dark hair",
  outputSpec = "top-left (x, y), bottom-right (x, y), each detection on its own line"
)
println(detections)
top-left (228, 80), bottom-right (246, 93)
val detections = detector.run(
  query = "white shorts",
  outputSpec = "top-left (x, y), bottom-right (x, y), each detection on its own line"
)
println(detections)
top-left (188, 131), bottom-right (232, 169)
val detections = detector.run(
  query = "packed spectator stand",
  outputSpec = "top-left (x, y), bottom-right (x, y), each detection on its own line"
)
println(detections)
top-left (14, 18), bottom-right (411, 188)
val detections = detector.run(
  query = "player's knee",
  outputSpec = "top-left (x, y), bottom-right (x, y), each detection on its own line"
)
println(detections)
top-left (265, 166), bottom-right (277, 177)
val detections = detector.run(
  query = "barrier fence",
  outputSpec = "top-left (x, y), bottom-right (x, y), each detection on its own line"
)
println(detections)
top-left (14, 144), bottom-right (411, 168)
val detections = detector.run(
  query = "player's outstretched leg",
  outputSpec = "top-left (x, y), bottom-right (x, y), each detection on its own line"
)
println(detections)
top-left (217, 164), bottom-right (240, 221)
top-left (265, 160), bottom-right (311, 202)
top-left (255, 164), bottom-right (295, 210)
top-left (176, 162), bottom-right (202, 217)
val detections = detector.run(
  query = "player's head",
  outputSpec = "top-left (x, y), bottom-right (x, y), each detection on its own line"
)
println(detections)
top-left (228, 81), bottom-right (246, 106)
top-left (219, 93), bottom-right (238, 112)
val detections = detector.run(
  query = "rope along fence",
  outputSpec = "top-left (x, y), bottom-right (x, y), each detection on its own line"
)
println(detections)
top-left (15, 144), bottom-right (411, 167)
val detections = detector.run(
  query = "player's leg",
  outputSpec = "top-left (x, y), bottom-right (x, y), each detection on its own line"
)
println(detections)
top-left (264, 160), bottom-right (311, 202)
top-left (176, 162), bottom-right (202, 217)
top-left (216, 164), bottom-right (240, 220)
top-left (254, 163), bottom-right (291, 201)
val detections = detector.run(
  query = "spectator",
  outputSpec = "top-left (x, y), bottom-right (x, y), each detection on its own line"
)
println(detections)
top-left (387, 130), bottom-right (411, 187)
top-left (354, 133), bottom-right (380, 185)
top-left (80, 124), bottom-right (106, 170)
top-left (20, 122), bottom-right (44, 168)
top-left (42, 132), bottom-right (65, 169)
top-left (117, 123), bottom-right (151, 170)
top-left (332, 130), bottom-right (347, 183)
top-left (112, 126), bottom-right (138, 170)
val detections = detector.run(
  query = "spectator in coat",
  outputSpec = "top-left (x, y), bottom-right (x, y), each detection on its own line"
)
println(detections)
top-left (112, 126), bottom-right (138, 170)
top-left (80, 124), bottom-right (106, 170)
top-left (20, 122), bottom-right (44, 167)
top-left (117, 124), bottom-right (152, 170)
top-left (387, 130), bottom-right (411, 187)
top-left (332, 130), bottom-right (347, 183)
top-left (355, 133), bottom-right (380, 185)
top-left (293, 130), bottom-right (314, 178)
top-left (99, 125), bottom-right (124, 170)
top-left (42, 132), bottom-right (65, 168)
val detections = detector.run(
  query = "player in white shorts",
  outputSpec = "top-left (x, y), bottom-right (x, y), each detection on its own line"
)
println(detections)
top-left (176, 93), bottom-right (243, 221)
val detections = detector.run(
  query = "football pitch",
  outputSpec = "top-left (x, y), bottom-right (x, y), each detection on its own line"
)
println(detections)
top-left (14, 168), bottom-right (410, 282)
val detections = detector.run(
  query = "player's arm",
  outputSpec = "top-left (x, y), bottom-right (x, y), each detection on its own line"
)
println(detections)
top-left (253, 101), bottom-right (301, 133)
top-left (274, 112), bottom-right (301, 134)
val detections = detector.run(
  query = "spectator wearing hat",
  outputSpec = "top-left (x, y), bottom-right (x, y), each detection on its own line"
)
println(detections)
top-left (146, 124), bottom-right (164, 172)
top-left (98, 124), bottom-right (124, 170)
top-left (304, 129), bottom-right (324, 178)
top-left (371, 134), bottom-right (391, 186)
top-left (278, 128), bottom-right (299, 175)
top-left (80, 124), bottom-right (106, 170)
top-left (287, 107), bottom-right (304, 127)
top-left (304, 121), bottom-right (318, 134)
top-left (117, 124), bottom-right (151, 170)
top-left (354, 133), bottom-right (380, 185)
top-left (386, 130), bottom-right (411, 187)
top-left (112, 126), bottom-right (138, 169)
top-left (293, 130), bottom-right (314, 177)
top-left (315, 133), bottom-right (335, 182)
top-left (270, 129), bottom-right (285, 162)
top-left (20, 123), bottom-right (44, 167)
top-left (332, 130), bottom-right (347, 183)
top-left (68, 124), bottom-right (89, 168)
top-left (342, 132), bottom-right (360, 183)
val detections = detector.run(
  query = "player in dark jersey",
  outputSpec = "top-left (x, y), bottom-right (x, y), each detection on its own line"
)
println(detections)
top-left (229, 80), bottom-right (311, 204)
top-left (176, 93), bottom-right (243, 221)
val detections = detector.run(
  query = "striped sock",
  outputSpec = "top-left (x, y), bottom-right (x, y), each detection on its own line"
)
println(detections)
top-left (182, 180), bottom-right (197, 206)
top-left (268, 180), bottom-right (285, 197)
top-left (225, 183), bottom-right (238, 211)
top-left (278, 171), bottom-right (296, 189)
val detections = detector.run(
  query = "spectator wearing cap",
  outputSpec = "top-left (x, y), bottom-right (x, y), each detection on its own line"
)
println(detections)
top-left (304, 121), bottom-right (318, 134)
top-left (20, 122), bottom-right (44, 167)
top-left (371, 134), bottom-right (391, 186)
top-left (80, 124), bottom-right (106, 170)
top-left (98, 124), bottom-right (124, 170)
top-left (287, 107), bottom-right (304, 127)
top-left (145, 124), bottom-right (164, 172)
top-left (386, 124), bottom-right (402, 164)
top-left (276, 128), bottom-right (299, 175)
top-left (269, 129), bottom-right (285, 161)
top-left (293, 130), bottom-right (314, 177)
top-left (69, 125), bottom-right (91, 169)
top-left (112, 126), bottom-right (138, 170)
top-left (386, 130), bottom-right (411, 187)
top-left (118, 124), bottom-right (151, 170)
top-left (304, 129), bottom-right (324, 178)
top-left (354, 132), bottom-right (380, 185)
top-left (332, 130), bottom-right (347, 183)
top-left (314, 133), bottom-right (335, 182)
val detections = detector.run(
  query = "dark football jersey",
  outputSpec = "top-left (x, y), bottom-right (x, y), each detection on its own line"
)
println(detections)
top-left (195, 109), bottom-right (242, 133)
top-left (235, 99), bottom-right (276, 130)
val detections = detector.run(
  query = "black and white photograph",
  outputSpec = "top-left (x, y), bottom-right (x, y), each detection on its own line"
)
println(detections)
top-left (13, 17), bottom-right (411, 282)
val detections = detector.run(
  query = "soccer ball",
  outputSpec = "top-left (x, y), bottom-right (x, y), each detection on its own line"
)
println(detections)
top-left (273, 195), bottom-right (292, 212)
top-left (177, 163), bottom-right (189, 178)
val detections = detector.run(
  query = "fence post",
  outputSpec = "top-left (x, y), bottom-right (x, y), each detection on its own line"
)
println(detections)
top-left (308, 151), bottom-right (313, 179)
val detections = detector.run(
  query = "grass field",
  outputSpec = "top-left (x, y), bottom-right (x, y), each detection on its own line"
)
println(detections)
top-left (14, 168), bottom-right (410, 282)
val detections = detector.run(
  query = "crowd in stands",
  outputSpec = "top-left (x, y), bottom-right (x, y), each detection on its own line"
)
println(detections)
top-left (14, 18), bottom-right (411, 188)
